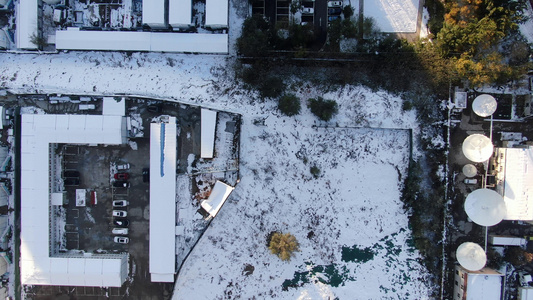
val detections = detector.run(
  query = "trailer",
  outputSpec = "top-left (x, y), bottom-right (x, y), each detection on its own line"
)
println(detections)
top-left (489, 235), bottom-right (527, 247)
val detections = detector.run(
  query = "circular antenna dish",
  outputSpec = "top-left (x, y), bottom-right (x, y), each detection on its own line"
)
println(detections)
top-left (472, 94), bottom-right (497, 117)
top-left (456, 242), bottom-right (486, 271)
top-left (462, 134), bottom-right (493, 163)
top-left (462, 164), bottom-right (477, 178)
top-left (464, 188), bottom-right (506, 226)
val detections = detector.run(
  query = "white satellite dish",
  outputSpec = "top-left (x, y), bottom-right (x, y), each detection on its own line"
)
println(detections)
top-left (462, 134), bottom-right (493, 163)
top-left (456, 242), bottom-right (487, 271)
top-left (462, 164), bottom-right (477, 178)
top-left (472, 94), bottom-right (497, 117)
top-left (464, 188), bottom-right (506, 227)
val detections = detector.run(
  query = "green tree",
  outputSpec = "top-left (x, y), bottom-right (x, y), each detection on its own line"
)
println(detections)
top-left (259, 76), bottom-right (285, 99)
top-left (237, 15), bottom-right (271, 56)
top-left (269, 232), bottom-right (300, 261)
top-left (308, 97), bottom-right (338, 121)
top-left (278, 94), bottom-right (301, 116)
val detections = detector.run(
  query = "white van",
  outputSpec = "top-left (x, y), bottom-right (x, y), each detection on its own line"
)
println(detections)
top-left (112, 228), bottom-right (128, 235)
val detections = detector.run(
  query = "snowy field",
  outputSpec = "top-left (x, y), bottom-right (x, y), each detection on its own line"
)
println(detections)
top-left (364, 0), bottom-right (421, 33)
top-left (0, 51), bottom-right (431, 299)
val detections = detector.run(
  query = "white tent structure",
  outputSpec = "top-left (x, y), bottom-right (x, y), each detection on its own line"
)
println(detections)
top-left (464, 188), bottom-right (506, 227)
top-left (201, 181), bottom-right (234, 218)
top-left (462, 134), bottom-right (493, 163)
top-left (456, 242), bottom-right (487, 271)
top-left (142, 0), bottom-right (166, 28)
top-left (201, 109), bottom-right (217, 159)
top-left (20, 114), bottom-right (129, 287)
top-left (472, 94), bottom-right (497, 117)
top-left (149, 117), bottom-right (177, 282)
top-left (103, 97), bottom-right (126, 116)
top-left (169, 0), bottom-right (192, 28)
top-left (462, 164), bottom-right (477, 178)
top-left (16, 0), bottom-right (41, 49)
top-left (205, 0), bottom-right (228, 29)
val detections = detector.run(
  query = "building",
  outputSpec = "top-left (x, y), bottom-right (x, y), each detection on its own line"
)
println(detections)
top-left (453, 265), bottom-right (504, 300)
top-left (490, 146), bottom-right (533, 221)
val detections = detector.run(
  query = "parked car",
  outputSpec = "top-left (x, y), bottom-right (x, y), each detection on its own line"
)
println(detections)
top-left (116, 163), bottom-right (130, 171)
top-left (63, 170), bottom-right (80, 178)
top-left (64, 178), bottom-right (80, 186)
top-left (114, 236), bottom-right (129, 244)
top-left (147, 104), bottom-right (162, 113)
top-left (302, 7), bottom-right (314, 14)
top-left (328, 7), bottom-right (342, 15)
top-left (519, 271), bottom-right (532, 287)
top-left (328, 15), bottom-right (340, 22)
top-left (328, 1), bottom-right (342, 7)
top-left (113, 200), bottom-right (129, 207)
top-left (113, 181), bottom-right (130, 188)
top-left (113, 210), bottom-right (127, 217)
top-left (142, 168), bottom-right (150, 183)
top-left (113, 219), bottom-right (129, 227)
top-left (114, 172), bottom-right (129, 180)
top-left (112, 228), bottom-right (129, 235)
top-left (464, 178), bottom-right (478, 185)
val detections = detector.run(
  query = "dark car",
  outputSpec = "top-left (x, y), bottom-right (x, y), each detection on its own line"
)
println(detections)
top-left (328, 7), bottom-right (342, 15)
top-left (147, 104), bottom-right (162, 113)
top-left (328, 15), bottom-right (340, 22)
top-left (114, 172), bottom-right (130, 180)
top-left (64, 178), bottom-right (80, 186)
top-left (63, 170), bottom-right (80, 178)
top-left (113, 181), bottom-right (130, 188)
top-left (113, 219), bottom-right (129, 227)
top-left (142, 168), bottom-right (149, 183)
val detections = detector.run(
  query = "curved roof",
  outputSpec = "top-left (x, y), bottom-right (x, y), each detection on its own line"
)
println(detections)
top-left (465, 188), bottom-right (506, 226)
top-left (462, 134), bottom-right (493, 163)
top-left (462, 164), bottom-right (477, 178)
top-left (456, 242), bottom-right (486, 271)
top-left (472, 94), bottom-right (497, 117)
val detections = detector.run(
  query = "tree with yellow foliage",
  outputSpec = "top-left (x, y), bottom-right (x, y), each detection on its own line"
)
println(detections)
top-left (268, 232), bottom-right (300, 261)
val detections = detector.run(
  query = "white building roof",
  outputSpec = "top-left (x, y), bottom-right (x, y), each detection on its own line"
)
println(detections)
top-left (169, 0), bottom-right (192, 27)
top-left (149, 117), bottom-right (177, 282)
top-left (142, 0), bottom-right (166, 27)
top-left (496, 147), bottom-right (533, 221)
top-left (20, 114), bottom-right (128, 287)
top-left (55, 29), bottom-right (228, 54)
top-left (103, 97), bottom-right (126, 116)
top-left (201, 109), bottom-right (217, 158)
top-left (205, 0), bottom-right (228, 28)
top-left (201, 181), bottom-right (234, 218)
top-left (462, 267), bottom-right (503, 300)
top-left (16, 0), bottom-right (39, 49)
top-left (520, 287), bottom-right (533, 300)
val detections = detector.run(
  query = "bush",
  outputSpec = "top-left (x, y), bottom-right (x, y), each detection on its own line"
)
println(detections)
top-left (259, 76), bottom-right (285, 99)
top-left (278, 94), bottom-right (301, 116)
top-left (310, 165), bottom-right (320, 178)
top-left (307, 97), bottom-right (338, 121)
top-left (269, 232), bottom-right (300, 261)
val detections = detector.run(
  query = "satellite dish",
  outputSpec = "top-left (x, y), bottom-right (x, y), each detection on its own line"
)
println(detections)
top-left (456, 242), bottom-right (486, 271)
top-left (462, 164), bottom-right (477, 178)
top-left (472, 94), bottom-right (497, 117)
top-left (464, 188), bottom-right (506, 226)
top-left (462, 134), bottom-right (493, 163)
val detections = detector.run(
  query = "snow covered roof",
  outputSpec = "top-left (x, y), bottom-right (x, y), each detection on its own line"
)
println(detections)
top-left (201, 181), bottom-right (234, 218)
top-left (519, 287), bottom-right (533, 300)
top-left (55, 29), bottom-right (228, 54)
top-left (20, 114), bottom-right (128, 287)
top-left (457, 266), bottom-right (503, 300)
top-left (142, 0), bottom-right (166, 27)
top-left (364, 0), bottom-right (420, 33)
top-left (205, 0), bottom-right (228, 28)
top-left (169, 0), bottom-right (192, 27)
top-left (149, 117), bottom-right (177, 282)
top-left (16, 0), bottom-right (39, 49)
top-left (103, 97), bottom-right (126, 116)
top-left (495, 147), bottom-right (533, 221)
top-left (201, 109), bottom-right (217, 158)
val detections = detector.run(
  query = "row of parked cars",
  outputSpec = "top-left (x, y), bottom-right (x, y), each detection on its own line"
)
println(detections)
top-left (112, 199), bottom-right (130, 244)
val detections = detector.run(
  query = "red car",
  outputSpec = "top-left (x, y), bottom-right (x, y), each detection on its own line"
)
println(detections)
top-left (114, 173), bottom-right (130, 180)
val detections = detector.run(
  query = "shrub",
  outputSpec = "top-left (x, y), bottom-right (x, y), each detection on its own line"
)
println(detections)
top-left (310, 165), bottom-right (320, 178)
top-left (278, 94), bottom-right (301, 116)
top-left (307, 97), bottom-right (338, 121)
top-left (259, 76), bottom-right (285, 99)
top-left (268, 232), bottom-right (300, 261)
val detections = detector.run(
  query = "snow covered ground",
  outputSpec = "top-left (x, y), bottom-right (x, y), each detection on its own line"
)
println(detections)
top-left (0, 50), bottom-right (432, 298)
top-left (364, 0), bottom-right (421, 33)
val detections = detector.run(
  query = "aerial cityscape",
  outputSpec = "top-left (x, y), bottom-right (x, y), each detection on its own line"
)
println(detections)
top-left (0, 0), bottom-right (532, 299)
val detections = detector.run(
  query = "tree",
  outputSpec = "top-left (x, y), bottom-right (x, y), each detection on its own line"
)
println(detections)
top-left (278, 94), bottom-right (301, 116)
top-left (308, 97), bottom-right (338, 121)
top-left (237, 15), bottom-right (271, 56)
top-left (259, 76), bottom-right (285, 99)
top-left (269, 232), bottom-right (300, 261)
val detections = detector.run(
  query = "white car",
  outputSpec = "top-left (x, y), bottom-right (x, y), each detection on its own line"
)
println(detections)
top-left (112, 210), bottom-right (127, 217)
top-left (113, 200), bottom-right (129, 207)
top-left (302, 7), bottom-right (314, 14)
top-left (114, 236), bottom-right (129, 244)
top-left (328, 1), bottom-right (342, 7)
top-left (112, 228), bottom-right (129, 235)
top-left (116, 163), bottom-right (130, 171)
